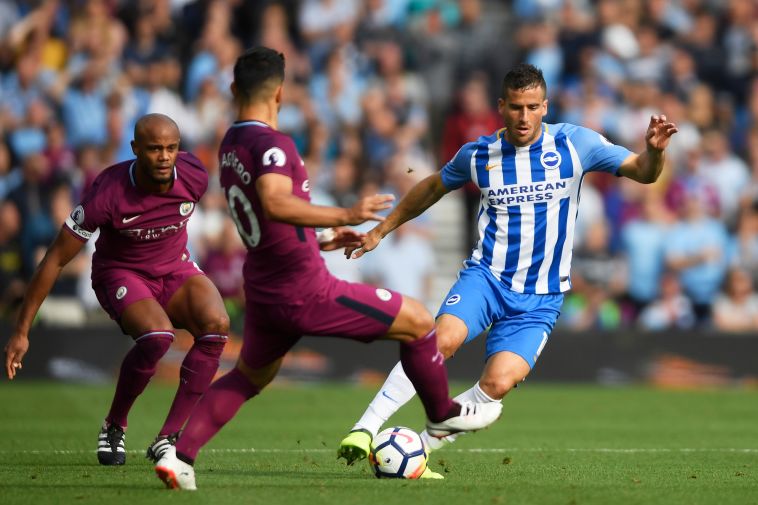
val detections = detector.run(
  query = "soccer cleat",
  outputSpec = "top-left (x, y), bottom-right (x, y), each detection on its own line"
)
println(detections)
top-left (421, 429), bottom-right (458, 453)
top-left (146, 432), bottom-right (180, 464)
top-left (419, 466), bottom-right (444, 479)
top-left (97, 422), bottom-right (126, 465)
top-left (425, 401), bottom-right (503, 438)
top-left (155, 446), bottom-right (197, 490)
top-left (337, 428), bottom-right (372, 466)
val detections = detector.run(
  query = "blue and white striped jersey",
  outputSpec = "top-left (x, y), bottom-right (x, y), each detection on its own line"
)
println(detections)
top-left (441, 123), bottom-right (632, 294)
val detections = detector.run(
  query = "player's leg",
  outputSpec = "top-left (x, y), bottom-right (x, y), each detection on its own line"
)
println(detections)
top-left (148, 272), bottom-right (230, 462)
top-left (94, 271), bottom-right (175, 466)
top-left (104, 300), bottom-right (175, 465)
top-left (339, 269), bottom-right (497, 463)
top-left (156, 304), bottom-right (299, 490)
top-left (420, 292), bottom-right (563, 452)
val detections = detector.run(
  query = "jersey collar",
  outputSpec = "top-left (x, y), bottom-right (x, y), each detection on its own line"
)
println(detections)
top-left (231, 120), bottom-right (271, 129)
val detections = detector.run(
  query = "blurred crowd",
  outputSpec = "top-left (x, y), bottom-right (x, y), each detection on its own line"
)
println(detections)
top-left (0, 0), bottom-right (757, 334)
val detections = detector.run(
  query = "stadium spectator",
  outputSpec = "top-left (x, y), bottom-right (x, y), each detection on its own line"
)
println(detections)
top-left (713, 266), bottom-right (758, 333)
top-left (637, 270), bottom-right (695, 331)
top-left (664, 188), bottom-right (730, 324)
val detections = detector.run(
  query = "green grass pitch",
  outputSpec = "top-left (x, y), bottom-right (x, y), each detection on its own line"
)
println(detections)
top-left (0, 382), bottom-right (756, 505)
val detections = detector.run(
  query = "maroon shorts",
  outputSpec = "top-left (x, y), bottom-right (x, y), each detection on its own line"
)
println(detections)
top-left (92, 260), bottom-right (204, 322)
top-left (240, 277), bottom-right (403, 369)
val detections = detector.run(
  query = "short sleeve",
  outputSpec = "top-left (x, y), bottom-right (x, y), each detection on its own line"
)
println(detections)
top-left (440, 143), bottom-right (475, 190)
top-left (255, 135), bottom-right (297, 180)
top-left (569, 126), bottom-right (632, 175)
top-left (64, 176), bottom-right (111, 241)
top-left (178, 152), bottom-right (209, 201)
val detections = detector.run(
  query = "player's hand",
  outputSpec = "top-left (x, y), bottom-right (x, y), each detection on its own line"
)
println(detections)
top-left (4, 333), bottom-right (29, 380)
top-left (346, 194), bottom-right (395, 225)
top-left (645, 115), bottom-right (678, 152)
top-left (345, 228), bottom-right (383, 259)
top-left (319, 227), bottom-right (366, 252)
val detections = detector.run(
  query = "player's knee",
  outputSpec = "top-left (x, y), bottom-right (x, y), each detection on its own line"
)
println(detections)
top-left (407, 310), bottom-right (435, 340)
top-left (479, 375), bottom-right (520, 400)
top-left (199, 313), bottom-right (231, 336)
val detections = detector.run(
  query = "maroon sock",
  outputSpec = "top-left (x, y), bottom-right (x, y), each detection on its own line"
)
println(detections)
top-left (106, 331), bottom-right (174, 428)
top-left (159, 335), bottom-right (227, 436)
top-left (400, 329), bottom-right (459, 422)
top-left (175, 367), bottom-right (259, 462)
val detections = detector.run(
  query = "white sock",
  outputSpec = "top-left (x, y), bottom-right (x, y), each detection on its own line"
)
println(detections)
top-left (353, 361), bottom-right (417, 436)
top-left (420, 381), bottom-right (501, 451)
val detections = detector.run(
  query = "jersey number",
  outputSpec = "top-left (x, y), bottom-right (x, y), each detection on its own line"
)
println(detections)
top-left (227, 185), bottom-right (261, 248)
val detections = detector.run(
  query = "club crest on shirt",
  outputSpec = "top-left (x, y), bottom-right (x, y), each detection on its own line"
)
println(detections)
top-left (445, 294), bottom-right (461, 305)
top-left (71, 205), bottom-right (85, 225)
top-left (115, 286), bottom-right (127, 300)
top-left (540, 150), bottom-right (561, 170)
top-left (302, 179), bottom-right (310, 192)
top-left (375, 288), bottom-right (392, 302)
top-left (262, 147), bottom-right (287, 167)
top-left (179, 202), bottom-right (194, 216)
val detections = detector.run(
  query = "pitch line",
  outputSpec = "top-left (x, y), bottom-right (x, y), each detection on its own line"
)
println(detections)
top-left (1, 447), bottom-right (757, 455)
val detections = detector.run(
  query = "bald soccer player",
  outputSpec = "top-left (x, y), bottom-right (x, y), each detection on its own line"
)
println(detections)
top-left (4, 114), bottom-right (230, 466)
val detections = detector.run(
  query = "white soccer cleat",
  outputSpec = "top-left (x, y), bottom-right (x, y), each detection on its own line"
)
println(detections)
top-left (155, 446), bottom-right (197, 491)
top-left (420, 429), bottom-right (458, 452)
top-left (425, 401), bottom-right (503, 438)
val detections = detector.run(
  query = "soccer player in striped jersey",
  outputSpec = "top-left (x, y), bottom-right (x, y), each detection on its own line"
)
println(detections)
top-left (337, 63), bottom-right (678, 469)
top-left (3, 114), bottom-right (230, 466)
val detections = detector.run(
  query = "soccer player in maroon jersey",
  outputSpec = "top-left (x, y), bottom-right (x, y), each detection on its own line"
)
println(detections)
top-left (3, 114), bottom-right (230, 466)
top-left (153, 47), bottom-right (502, 490)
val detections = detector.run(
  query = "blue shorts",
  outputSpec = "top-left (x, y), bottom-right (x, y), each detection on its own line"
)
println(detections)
top-left (436, 265), bottom-right (563, 368)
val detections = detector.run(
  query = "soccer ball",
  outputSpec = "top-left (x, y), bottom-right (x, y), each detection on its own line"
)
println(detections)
top-left (369, 426), bottom-right (428, 479)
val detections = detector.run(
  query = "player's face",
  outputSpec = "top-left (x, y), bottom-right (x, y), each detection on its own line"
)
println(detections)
top-left (132, 127), bottom-right (180, 184)
top-left (498, 86), bottom-right (548, 147)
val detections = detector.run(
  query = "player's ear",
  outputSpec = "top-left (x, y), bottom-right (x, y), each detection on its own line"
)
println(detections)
top-left (130, 140), bottom-right (137, 156)
top-left (230, 81), bottom-right (238, 99)
top-left (274, 83), bottom-right (283, 105)
top-left (496, 98), bottom-right (506, 115)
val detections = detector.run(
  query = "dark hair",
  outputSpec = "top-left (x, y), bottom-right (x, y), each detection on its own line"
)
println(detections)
top-left (233, 46), bottom-right (285, 102)
top-left (501, 63), bottom-right (547, 98)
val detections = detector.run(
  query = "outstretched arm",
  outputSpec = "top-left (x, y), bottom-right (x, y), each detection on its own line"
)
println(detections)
top-left (256, 173), bottom-right (394, 227)
top-left (347, 173), bottom-right (450, 259)
top-left (617, 115), bottom-right (678, 184)
top-left (4, 229), bottom-right (85, 379)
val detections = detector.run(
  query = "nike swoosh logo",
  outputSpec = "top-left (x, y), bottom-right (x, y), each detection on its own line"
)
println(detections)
top-left (485, 163), bottom-right (500, 171)
top-left (122, 215), bottom-right (141, 224)
top-left (381, 390), bottom-right (398, 403)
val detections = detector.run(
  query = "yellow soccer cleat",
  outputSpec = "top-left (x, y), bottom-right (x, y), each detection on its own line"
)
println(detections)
top-left (337, 428), bottom-right (372, 466)
top-left (419, 466), bottom-right (444, 479)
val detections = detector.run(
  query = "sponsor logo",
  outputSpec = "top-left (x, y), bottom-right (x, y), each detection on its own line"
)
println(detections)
top-left (71, 205), bottom-right (85, 225)
top-left (485, 163), bottom-right (501, 171)
top-left (262, 147), bottom-right (286, 167)
top-left (381, 390), bottom-right (397, 403)
top-left (375, 288), bottom-right (392, 302)
top-left (122, 214), bottom-right (141, 224)
top-left (179, 202), bottom-right (194, 216)
top-left (445, 294), bottom-right (461, 305)
top-left (115, 286), bottom-right (127, 300)
top-left (120, 217), bottom-right (190, 240)
top-left (540, 150), bottom-right (561, 170)
top-left (302, 179), bottom-right (310, 192)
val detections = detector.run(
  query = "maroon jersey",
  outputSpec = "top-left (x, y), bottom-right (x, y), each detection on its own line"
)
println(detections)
top-left (218, 120), bottom-right (330, 302)
top-left (64, 152), bottom-right (208, 278)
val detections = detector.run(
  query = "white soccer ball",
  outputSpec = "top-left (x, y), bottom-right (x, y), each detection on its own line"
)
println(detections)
top-left (369, 426), bottom-right (428, 479)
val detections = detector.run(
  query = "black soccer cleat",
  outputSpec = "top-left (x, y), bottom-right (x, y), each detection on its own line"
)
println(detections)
top-left (97, 422), bottom-right (126, 465)
top-left (146, 432), bottom-right (180, 464)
